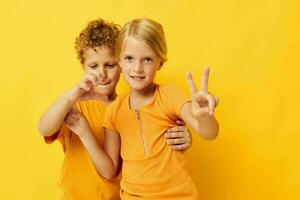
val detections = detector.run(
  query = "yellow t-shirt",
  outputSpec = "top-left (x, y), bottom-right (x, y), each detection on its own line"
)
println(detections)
top-left (45, 100), bottom-right (120, 200)
top-left (103, 84), bottom-right (198, 200)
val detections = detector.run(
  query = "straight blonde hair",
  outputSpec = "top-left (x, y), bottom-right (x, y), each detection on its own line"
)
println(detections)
top-left (115, 18), bottom-right (168, 66)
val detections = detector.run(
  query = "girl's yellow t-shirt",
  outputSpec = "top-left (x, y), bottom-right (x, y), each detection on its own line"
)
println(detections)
top-left (103, 84), bottom-right (199, 200)
top-left (44, 100), bottom-right (120, 200)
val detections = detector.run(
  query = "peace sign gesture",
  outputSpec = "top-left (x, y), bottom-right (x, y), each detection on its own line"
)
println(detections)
top-left (186, 67), bottom-right (219, 119)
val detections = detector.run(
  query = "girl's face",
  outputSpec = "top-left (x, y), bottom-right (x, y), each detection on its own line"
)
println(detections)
top-left (83, 46), bottom-right (120, 97)
top-left (119, 36), bottom-right (161, 92)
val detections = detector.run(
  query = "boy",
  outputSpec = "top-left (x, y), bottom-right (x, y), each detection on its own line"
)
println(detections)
top-left (38, 18), bottom-right (192, 200)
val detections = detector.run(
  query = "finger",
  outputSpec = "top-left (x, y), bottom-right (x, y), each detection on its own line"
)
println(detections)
top-left (214, 96), bottom-right (219, 107)
top-left (85, 73), bottom-right (98, 86)
top-left (186, 71), bottom-right (197, 95)
top-left (171, 143), bottom-right (190, 151)
top-left (166, 138), bottom-right (189, 145)
top-left (175, 120), bottom-right (185, 126)
top-left (200, 67), bottom-right (210, 93)
top-left (69, 107), bottom-right (79, 113)
top-left (78, 81), bottom-right (91, 91)
top-left (206, 94), bottom-right (216, 115)
top-left (165, 129), bottom-right (189, 139)
top-left (194, 107), bottom-right (210, 117)
top-left (65, 115), bottom-right (75, 125)
top-left (166, 126), bottom-right (186, 133)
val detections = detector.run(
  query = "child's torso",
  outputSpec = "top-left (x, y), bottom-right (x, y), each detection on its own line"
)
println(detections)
top-left (60, 100), bottom-right (120, 200)
top-left (111, 85), bottom-right (198, 199)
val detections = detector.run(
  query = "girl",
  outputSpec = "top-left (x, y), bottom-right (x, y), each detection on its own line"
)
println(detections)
top-left (38, 18), bottom-right (192, 200)
top-left (99, 18), bottom-right (219, 199)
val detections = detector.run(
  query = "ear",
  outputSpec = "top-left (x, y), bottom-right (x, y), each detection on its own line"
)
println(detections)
top-left (157, 61), bottom-right (164, 70)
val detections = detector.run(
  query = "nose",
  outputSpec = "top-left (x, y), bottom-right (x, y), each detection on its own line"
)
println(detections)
top-left (98, 66), bottom-right (107, 80)
top-left (133, 61), bottom-right (143, 73)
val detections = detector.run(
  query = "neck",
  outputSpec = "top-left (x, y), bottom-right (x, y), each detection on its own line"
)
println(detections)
top-left (129, 83), bottom-right (156, 109)
top-left (93, 91), bottom-right (117, 105)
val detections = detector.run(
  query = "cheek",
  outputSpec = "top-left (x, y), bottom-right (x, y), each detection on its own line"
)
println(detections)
top-left (108, 69), bottom-right (121, 82)
top-left (146, 67), bottom-right (157, 76)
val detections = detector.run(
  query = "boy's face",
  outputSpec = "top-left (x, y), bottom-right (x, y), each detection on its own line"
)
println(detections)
top-left (119, 36), bottom-right (161, 92)
top-left (83, 46), bottom-right (120, 96)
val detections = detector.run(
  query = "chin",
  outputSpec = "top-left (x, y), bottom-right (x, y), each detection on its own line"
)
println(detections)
top-left (93, 86), bottom-right (113, 96)
top-left (129, 84), bottom-right (148, 91)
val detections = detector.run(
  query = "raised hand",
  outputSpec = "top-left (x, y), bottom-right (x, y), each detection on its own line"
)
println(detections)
top-left (66, 70), bottom-right (108, 102)
top-left (186, 67), bottom-right (219, 119)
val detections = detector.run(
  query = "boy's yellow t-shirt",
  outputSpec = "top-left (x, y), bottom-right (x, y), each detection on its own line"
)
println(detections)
top-left (44, 100), bottom-right (120, 200)
top-left (103, 84), bottom-right (199, 200)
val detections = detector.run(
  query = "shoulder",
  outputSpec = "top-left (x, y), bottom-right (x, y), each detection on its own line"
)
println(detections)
top-left (106, 93), bottom-right (129, 115)
top-left (158, 83), bottom-right (187, 96)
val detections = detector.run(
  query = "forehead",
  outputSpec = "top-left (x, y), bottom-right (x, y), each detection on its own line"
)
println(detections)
top-left (84, 46), bottom-right (115, 63)
top-left (122, 36), bottom-right (156, 56)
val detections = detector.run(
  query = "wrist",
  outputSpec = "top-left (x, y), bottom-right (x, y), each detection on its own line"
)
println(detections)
top-left (78, 128), bottom-right (93, 140)
top-left (196, 114), bottom-right (214, 123)
top-left (64, 87), bottom-right (81, 103)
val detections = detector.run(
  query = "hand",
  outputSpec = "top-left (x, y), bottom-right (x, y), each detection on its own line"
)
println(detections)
top-left (66, 71), bottom-right (108, 102)
top-left (64, 108), bottom-right (92, 138)
top-left (186, 67), bottom-right (219, 119)
top-left (164, 120), bottom-right (192, 151)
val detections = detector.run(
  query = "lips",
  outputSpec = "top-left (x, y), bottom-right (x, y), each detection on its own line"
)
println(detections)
top-left (130, 75), bottom-right (145, 81)
top-left (97, 81), bottom-right (111, 86)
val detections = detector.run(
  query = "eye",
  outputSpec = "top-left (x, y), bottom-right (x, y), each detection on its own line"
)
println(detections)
top-left (144, 57), bottom-right (153, 63)
top-left (124, 56), bottom-right (133, 62)
top-left (88, 64), bottom-right (98, 69)
top-left (105, 63), bottom-right (116, 69)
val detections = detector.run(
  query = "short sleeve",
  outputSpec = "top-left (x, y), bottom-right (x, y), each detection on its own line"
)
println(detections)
top-left (160, 84), bottom-right (191, 118)
top-left (102, 100), bottom-right (117, 132)
top-left (43, 122), bottom-right (72, 151)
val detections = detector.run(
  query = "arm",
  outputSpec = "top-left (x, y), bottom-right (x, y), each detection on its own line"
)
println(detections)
top-left (181, 102), bottom-right (219, 140)
top-left (64, 109), bottom-right (121, 180)
top-left (180, 67), bottom-right (219, 140)
top-left (38, 71), bottom-right (101, 136)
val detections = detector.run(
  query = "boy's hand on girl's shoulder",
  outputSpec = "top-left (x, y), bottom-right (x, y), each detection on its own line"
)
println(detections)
top-left (64, 108), bottom-right (92, 137)
top-left (186, 67), bottom-right (219, 119)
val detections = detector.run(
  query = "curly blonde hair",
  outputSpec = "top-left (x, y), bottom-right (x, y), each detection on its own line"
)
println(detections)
top-left (75, 18), bottom-right (120, 64)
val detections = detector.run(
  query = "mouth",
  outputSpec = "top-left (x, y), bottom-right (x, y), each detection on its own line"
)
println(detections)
top-left (97, 81), bottom-right (111, 86)
top-left (130, 75), bottom-right (145, 81)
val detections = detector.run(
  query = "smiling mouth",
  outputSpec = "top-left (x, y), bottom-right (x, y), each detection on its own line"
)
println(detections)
top-left (97, 81), bottom-right (111, 85)
top-left (130, 75), bottom-right (145, 81)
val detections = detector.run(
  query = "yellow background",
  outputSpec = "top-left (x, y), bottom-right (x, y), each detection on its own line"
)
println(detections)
top-left (0, 0), bottom-right (299, 199)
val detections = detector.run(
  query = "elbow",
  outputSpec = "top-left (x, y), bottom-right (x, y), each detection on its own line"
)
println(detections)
top-left (203, 131), bottom-right (219, 140)
top-left (38, 120), bottom-right (54, 137)
top-left (200, 123), bottom-right (219, 141)
top-left (103, 174), bottom-right (115, 181)
top-left (101, 171), bottom-right (117, 181)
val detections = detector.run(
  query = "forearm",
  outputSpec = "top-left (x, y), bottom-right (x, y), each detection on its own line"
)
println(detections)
top-left (195, 115), bottom-right (219, 140)
top-left (181, 102), bottom-right (219, 140)
top-left (38, 89), bottom-right (78, 136)
top-left (79, 131), bottom-right (118, 180)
